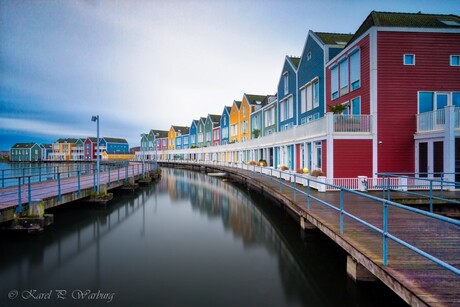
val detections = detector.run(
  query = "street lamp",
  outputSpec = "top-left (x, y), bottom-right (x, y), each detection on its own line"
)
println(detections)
top-left (153, 133), bottom-right (159, 161)
top-left (91, 115), bottom-right (100, 194)
top-left (140, 133), bottom-right (146, 176)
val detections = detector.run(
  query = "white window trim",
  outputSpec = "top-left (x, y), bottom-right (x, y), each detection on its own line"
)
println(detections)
top-left (403, 54), bottom-right (415, 66)
top-left (450, 55), bottom-right (460, 66)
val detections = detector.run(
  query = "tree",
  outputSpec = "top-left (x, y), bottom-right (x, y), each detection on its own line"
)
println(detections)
top-left (328, 103), bottom-right (348, 114)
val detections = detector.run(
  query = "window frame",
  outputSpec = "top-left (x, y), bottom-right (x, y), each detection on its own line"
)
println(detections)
top-left (450, 55), bottom-right (460, 67)
top-left (403, 54), bottom-right (415, 66)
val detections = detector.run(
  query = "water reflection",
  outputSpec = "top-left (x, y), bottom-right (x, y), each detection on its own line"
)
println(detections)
top-left (0, 167), bottom-right (405, 307)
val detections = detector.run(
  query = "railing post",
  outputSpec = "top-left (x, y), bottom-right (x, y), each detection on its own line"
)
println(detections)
top-left (440, 175), bottom-right (444, 198)
top-left (340, 188), bottom-right (344, 234)
top-left (383, 200), bottom-right (388, 266)
top-left (22, 168), bottom-right (25, 184)
top-left (39, 166), bottom-right (42, 183)
top-left (125, 164), bottom-right (128, 182)
top-left (1, 170), bottom-right (4, 188)
top-left (27, 176), bottom-right (31, 206)
top-left (17, 177), bottom-right (22, 213)
top-left (108, 166), bottom-right (111, 187)
top-left (77, 170), bottom-right (81, 197)
top-left (118, 166), bottom-right (120, 185)
top-left (293, 174), bottom-right (297, 202)
top-left (93, 168), bottom-right (96, 191)
top-left (57, 172), bottom-right (62, 201)
top-left (386, 176), bottom-right (391, 201)
top-left (307, 179), bottom-right (311, 211)
top-left (68, 165), bottom-right (70, 178)
top-left (279, 173), bottom-right (282, 193)
top-left (429, 180), bottom-right (433, 213)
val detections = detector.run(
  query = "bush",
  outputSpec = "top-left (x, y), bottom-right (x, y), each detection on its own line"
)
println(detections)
top-left (247, 161), bottom-right (257, 165)
top-left (278, 165), bottom-right (289, 171)
top-left (259, 159), bottom-right (267, 167)
top-left (310, 169), bottom-right (324, 177)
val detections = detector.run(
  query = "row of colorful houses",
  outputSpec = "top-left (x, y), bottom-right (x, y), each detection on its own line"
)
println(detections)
top-left (9, 137), bottom-right (132, 162)
top-left (141, 11), bottom-right (460, 181)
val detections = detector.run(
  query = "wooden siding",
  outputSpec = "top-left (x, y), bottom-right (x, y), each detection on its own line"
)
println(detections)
top-left (326, 35), bottom-right (371, 115)
top-left (298, 34), bottom-right (325, 123)
top-left (229, 103), bottom-right (240, 142)
top-left (334, 139), bottom-right (373, 178)
top-left (377, 31), bottom-right (460, 173)
top-left (239, 97), bottom-right (251, 141)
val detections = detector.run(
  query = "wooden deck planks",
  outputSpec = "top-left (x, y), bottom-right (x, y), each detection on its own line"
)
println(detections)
top-left (209, 165), bottom-right (460, 306)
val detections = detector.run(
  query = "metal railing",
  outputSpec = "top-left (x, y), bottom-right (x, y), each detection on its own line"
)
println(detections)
top-left (333, 114), bottom-right (372, 133)
top-left (159, 160), bottom-right (460, 276)
top-left (0, 162), bottom-right (158, 213)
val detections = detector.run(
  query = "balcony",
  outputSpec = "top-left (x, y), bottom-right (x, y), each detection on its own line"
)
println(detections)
top-left (416, 107), bottom-right (459, 133)
top-left (333, 115), bottom-right (372, 133)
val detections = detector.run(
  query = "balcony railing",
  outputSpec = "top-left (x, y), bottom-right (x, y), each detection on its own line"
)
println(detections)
top-left (416, 107), bottom-right (460, 133)
top-left (333, 115), bottom-right (372, 133)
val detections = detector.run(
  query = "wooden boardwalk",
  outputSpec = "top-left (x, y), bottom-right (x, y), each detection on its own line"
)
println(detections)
top-left (161, 162), bottom-right (460, 306)
top-left (0, 162), bottom-right (155, 223)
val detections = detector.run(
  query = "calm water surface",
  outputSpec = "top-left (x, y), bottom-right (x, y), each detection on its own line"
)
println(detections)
top-left (0, 168), bottom-right (406, 306)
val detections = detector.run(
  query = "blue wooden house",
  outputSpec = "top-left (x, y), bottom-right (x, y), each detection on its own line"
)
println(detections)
top-left (220, 106), bottom-right (231, 145)
top-left (297, 31), bottom-right (352, 124)
top-left (100, 137), bottom-right (129, 154)
top-left (189, 120), bottom-right (199, 148)
top-left (197, 117), bottom-right (207, 147)
top-left (174, 126), bottom-right (190, 150)
top-left (277, 56), bottom-right (300, 131)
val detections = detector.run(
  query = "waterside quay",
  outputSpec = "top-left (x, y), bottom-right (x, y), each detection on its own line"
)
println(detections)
top-left (0, 162), bottom-right (159, 229)
top-left (159, 160), bottom-right (460, 307)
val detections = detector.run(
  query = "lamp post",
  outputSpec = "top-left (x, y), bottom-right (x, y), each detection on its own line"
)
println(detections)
top-left (140, 133), bottom-right (146, 176)
top-left (91, 115), bottom-right (100, 194)
top-left (153, 133), bottom-right (159, 161)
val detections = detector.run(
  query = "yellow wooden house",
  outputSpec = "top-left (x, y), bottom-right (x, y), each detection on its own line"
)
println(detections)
top-left (229, 100), bottom-right (242, 143)
top-left (239, 94), bottom-right (267, 142)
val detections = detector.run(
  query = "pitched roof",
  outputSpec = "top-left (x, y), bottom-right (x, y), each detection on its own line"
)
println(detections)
top-left (314, 32), bottom-right (353, 46)
top-left (245, 94), bottom-right (268, 106)
top-left (208, 114), bottom-right (221, 124)
top-left (172, 125), bottom-right (190, 134)
top-left (149, 129), bottom-right (169, 138)
top-left (288, 56), bottom-right (300, 69)
top-left (103, 137), bottom-right (128, 144)
top-left (350, 11), bottom-right (460, 45)
top-left (233, 100), bottom-right (242, 109)
top-left (12, 143), bottom-right (37, 149)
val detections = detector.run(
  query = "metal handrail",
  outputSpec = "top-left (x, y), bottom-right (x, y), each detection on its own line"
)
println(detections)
top-left (159, 160), bottom-right (460, 276)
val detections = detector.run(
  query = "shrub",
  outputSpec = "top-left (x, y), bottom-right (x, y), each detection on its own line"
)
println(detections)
top-left (259, 159), bottom-right (267, 167)
top-left (248, 161), bottom-right (257, 165)
top-left (278, 165), bottom-right (289, 171)
top-left (310, 169), bottom-right (324, 177)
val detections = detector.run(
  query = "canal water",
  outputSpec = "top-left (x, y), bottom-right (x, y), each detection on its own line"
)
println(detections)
top-left (0, 167), bottom-right (407, 307)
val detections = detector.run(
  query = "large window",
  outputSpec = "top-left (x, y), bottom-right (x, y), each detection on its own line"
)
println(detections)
top-left (265, 107), bottom-right (275, 127)
top-left (418, 92), bottom-right (459, 113)
top-left (301, 79), bottom-right (319, 113)
top-left (343, 97), bottom-right (361, 116)
top-left (283, 72), bottom-right (289, 94)
top-left (331, 49), bottom-right (361, 99)
top-left (231, 124), bottom-right (237, 136)
top-left (222, 127), bottom-right (229, 139)
top-left (339, 59), bottom-right (349, 95)
top-left (350, 50), bottom-right (360, 90)
top-left (331, 66), bottom-right (338, 99)
top-left (280, 97), bottom-right (293, 121)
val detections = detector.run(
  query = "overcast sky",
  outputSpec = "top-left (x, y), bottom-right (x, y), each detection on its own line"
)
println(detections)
top-left (1, 0), bottom-right (459, 150)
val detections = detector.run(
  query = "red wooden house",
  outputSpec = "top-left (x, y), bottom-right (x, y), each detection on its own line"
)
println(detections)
top-left (325, 11), bottom-right (460, 180)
